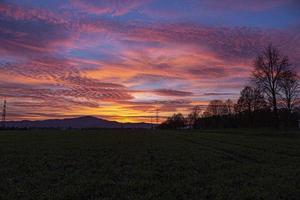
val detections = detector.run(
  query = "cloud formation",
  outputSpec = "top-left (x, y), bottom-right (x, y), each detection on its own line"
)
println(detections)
top-left (0, 0), bottom-right (299, 122)
top-left (152, 89), bottom-right (193, 97)
top-left (70, 0), bottom-right (151, 16)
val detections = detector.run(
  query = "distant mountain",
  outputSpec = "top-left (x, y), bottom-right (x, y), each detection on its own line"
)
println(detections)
top-left (5, 116), bottom-right (152, 129)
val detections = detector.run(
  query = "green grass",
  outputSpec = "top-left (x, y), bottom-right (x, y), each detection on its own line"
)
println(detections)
top-left (0, 129), bottom-right (299, 199)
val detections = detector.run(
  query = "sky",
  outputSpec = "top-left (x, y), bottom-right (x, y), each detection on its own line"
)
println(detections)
top-left (0, 0), bottom-right (300, 123)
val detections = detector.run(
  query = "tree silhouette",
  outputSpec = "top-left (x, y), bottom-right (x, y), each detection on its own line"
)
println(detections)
top-left (158, 113), bottom-right (186, 129)
top-left (224, 99), bottom-right (235, 115)
top-left (235, 86), bottom-right (267, 126)
top-left (235, 86), bottom-right (267, 113)
top-left (204, 100), bottom-right (227, 117)
top-left (252, 44), bottom-right (291, 126)
top-left (186, 106), bottom-right (201, 129)
top-left (279, 71), bottom-right (299, 113)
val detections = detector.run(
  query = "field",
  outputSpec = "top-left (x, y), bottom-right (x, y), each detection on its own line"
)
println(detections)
top-left (0, 129), bottom-right (300, 200)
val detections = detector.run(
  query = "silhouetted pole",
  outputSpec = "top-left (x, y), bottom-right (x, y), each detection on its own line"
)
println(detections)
top-left (150, 116), bottom-right (153, 130)
top-left (1, 99), bottom-right (6, 129)
top-left (156, 109), bottom-right (159, 129)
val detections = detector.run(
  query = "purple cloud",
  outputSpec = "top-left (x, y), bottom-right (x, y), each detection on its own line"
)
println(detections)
top-left (152, 89), bottom-right (193, 97)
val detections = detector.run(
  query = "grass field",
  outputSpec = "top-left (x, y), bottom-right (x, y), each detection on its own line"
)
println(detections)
top-left (0, 129), bottom-right (300, 200)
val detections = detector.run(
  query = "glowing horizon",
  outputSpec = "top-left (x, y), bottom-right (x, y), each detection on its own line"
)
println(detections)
top-left (0, 0), bottom-right (299, 123)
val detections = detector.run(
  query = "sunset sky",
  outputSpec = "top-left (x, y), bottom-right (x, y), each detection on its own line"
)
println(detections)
top-left (0, 0), bottom-right (300, 122)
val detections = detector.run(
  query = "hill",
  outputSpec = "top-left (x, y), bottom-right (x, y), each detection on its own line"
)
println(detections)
top-left (5, 116), bottom-right (152, 129)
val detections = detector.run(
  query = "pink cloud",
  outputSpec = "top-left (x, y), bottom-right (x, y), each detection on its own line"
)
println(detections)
top-left (0, 58), bottom-right (134, 105)
top-left (0, 1), bottom-right (299, 121)
top-left (0, 3), bottom-right (69, 25)
top-left (70, 0), bottom-right (152, 16)
top-left (152, 89), bottom-right (193, 97)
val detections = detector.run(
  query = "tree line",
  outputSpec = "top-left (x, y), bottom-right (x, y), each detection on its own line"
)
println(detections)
top-left (159, 45), bottom-right (300, 129)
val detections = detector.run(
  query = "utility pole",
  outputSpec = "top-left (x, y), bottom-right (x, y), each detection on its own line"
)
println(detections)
top-left (2, 99), bottom-right (6, 129)
top-left (156, 108), bottom-right (159, 127)
top-left (150, 116), bottom-right (153, 130)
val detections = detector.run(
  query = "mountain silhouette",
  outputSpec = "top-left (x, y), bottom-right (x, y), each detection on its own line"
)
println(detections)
top-left (5, 116), bottom-right (152, 129)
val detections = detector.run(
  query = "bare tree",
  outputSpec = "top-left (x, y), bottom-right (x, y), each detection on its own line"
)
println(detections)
top-left (252, 44), bottom-right (291, 125)
top-left (234, 86), bottom-right (268, 127)
top-left (224, 99), bottom-right (235, 115)
top-left (279, 71), bottom-right (299, 113)
top-left (235, 86), bottom-right (267, 113)
top-left (204, 100), bottom-right (227, 117)
top-left (159, 113), bottom-right (186, 129)
top-left (187, 106), bottom-right (201, 129)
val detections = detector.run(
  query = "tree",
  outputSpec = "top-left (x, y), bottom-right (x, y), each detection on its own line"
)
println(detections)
top-left (224, 99), bottom-right (235, 115)
top-left (279, 71), bottom-right (299, 113)
top-left (158, 113), bottom-right (186, 129)
top-left (235, 86), bottom-right (267, 113)
top-left (252, 44), bottom-right (291, 125)
top-left (235, 86), bottom-right (267, 126)
top-left (204, 100), bottom-right (227, 117)
top-left (186, 106), bottom-right (201, 129)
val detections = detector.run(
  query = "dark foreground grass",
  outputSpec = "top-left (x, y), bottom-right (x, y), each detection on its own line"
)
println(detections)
top-left (0, 129), bottom-right (299, 200)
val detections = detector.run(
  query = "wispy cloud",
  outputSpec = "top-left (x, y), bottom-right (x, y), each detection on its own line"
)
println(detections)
top-left (152, 89), bottom-right (193, 97)
top-left (70, 0), bottom-right (152, 16)
top-left (0, 0), bottom-right (299, 122)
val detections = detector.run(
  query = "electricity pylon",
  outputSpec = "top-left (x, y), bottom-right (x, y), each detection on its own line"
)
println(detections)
top-left (1, 99), bottom-right (6, 129)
